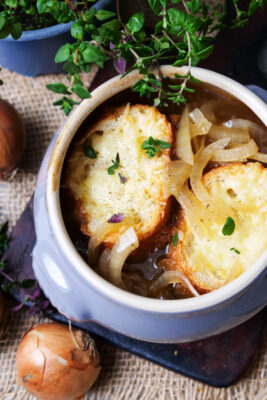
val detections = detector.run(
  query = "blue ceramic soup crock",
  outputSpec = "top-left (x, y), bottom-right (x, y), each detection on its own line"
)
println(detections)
top-left (32, 66), bottom-right (267, 343)
top-left (0, 0), bottom-right (115, 76)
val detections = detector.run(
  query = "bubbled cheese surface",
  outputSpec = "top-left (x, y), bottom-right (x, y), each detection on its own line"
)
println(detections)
top-left (65, 104), bottom-right (172, 245)
top-left (174, 163), bottom-right (267, 291)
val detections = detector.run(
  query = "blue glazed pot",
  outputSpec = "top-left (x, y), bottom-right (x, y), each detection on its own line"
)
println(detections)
top-left (32, 67), bottom-right (267, 343)
top-left (0, 0), bottom-right (115, 77)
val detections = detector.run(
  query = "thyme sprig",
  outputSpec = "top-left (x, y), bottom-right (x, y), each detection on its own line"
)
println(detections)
top-left (0, 0), bottom-right (265, 114)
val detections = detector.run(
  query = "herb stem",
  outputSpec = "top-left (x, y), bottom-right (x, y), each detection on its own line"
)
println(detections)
top-left (163, 31), bottom-right (180, 51)
top-left (82, 0), bottom-right (88, 11)
top-left (0, 269), bottom-right (13, 283)
top-left (69, 48), bottom-right (79, 89)
top-left (90, 40), bottom-right (116, 57)
top-left (64, 0), bottom-right (79, 18)
top-left (186, 31), bottom-right (192, 71)
top-left (182, 0), bottom-right (191, 15)
top-left (129, 47), bottom-right (142, 63)
top-left (116, 0), bottom-right (122, 24)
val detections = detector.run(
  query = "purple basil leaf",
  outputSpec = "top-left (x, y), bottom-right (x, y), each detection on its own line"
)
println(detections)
top-left (113, 58), bottom-right (126, 75)
top-left (40, 300), bottom-right (50, 310)
top-left (122, 34), bottom-right (132, 43)
top-left (11, 302), bottom-right (24, 312)
top-left (108, 213), bottom-right (125, 223)
top-left (30, 289), bottom-right (40, 301)
top-left (119, 173), bottom-right (127, 184)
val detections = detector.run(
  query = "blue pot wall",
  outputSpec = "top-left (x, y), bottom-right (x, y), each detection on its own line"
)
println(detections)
top-left (0, 0), bottom-right (116, 76)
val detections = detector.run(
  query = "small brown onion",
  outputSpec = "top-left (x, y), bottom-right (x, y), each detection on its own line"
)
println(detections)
top-left (16, 323), bottom-right (101, 400)
top-left (0, 98), bottom-right (26, 180)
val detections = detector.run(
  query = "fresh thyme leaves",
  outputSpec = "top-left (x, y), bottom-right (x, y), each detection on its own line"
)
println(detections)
top-left (230, 247), bottom-right (240, 254)
top-left (108, 152), bottom-right (120, 175)
top-left (172, 234), bottom-right (178, 247)
top-left (83, 143), bottom-right (97, 159)
top-left (119, 173), bottom-right (127, 184)
top-left (222, 217), bottom-right (235, 236)
top-left (142, 136), bottom-right (171, 158)
top-left (1, 1), bottom-right (264, 113)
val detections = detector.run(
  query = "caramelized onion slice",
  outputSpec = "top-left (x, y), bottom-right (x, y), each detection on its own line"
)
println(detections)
top-left (98, 227), bottom-right (139, 287)
top-left (249, 152), bottom-right (267, 163)
top-left (192, 136), bottom-right (205, 153)
top-left (190, 138), bottom-right (232, 216)
top-left (150, 270), bottom-right (200, 297)
top-left (208, 125), bottom-right (250, 144)
top-left (178, 184), bottom-right (208, 237)
top-left (189, 108), bottom-right (212, 137)
top-left (211, 139), bottom-right (258, 162)
top-left (199, 100), bottom-right (218, 124)
top-left (175, 106), bottom-right (194, 165)
top-left (179, 183), bottom-right (225, 233)
top-left (88, 222), bottom-right (124, 265)
top-left (163, 160), bottom-right (191, 199)
top-left (116, 102), bottom-right (130, 130)
top-left (223, 119), bottom-right (267, 149)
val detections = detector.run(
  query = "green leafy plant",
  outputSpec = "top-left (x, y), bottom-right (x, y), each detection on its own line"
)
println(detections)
top-left (0, 0), bottom-right (266, 114)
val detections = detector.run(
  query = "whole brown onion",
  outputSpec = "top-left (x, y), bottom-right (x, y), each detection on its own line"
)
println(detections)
top-left (0, 98), bottom-right (26, 180)
top-left (16, 323), bottom-right (101, 400)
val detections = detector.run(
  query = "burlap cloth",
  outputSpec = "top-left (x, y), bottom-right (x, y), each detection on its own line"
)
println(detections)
top-left (0, 67), bottom-right (266, 400)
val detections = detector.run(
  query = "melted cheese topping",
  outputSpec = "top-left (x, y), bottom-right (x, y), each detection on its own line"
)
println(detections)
top-left (183, 163), bottom-right (267, 289)
top-left (65, 104), bottom-right (172, 244)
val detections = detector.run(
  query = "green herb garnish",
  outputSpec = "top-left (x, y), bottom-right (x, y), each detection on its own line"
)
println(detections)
top-left (0, 1), bottom-right (263, 114)
top-left (108, 152), bottom-right (120, 175)
top-left (83, 143), bottom-right (97, 159)
top-left (172, 234), bottom-right (178, 247)
top-left (230, 247), bottom-right (240, 254)
top-left (142, 136), bottom-right (171, 158)
top-left (222, 217), bottom-right (235, 236)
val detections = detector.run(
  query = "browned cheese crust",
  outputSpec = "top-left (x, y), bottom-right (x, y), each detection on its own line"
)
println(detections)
top-left (168, 162), bottom-right (267, 292)
top-left (63, 104), bottom-right (174, 255)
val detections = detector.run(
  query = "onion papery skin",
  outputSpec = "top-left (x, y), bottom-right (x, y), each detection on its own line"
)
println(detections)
top-left (16, 323), bottom-right (101, 400)
top-left (0, 99), bottom-right (26, 179)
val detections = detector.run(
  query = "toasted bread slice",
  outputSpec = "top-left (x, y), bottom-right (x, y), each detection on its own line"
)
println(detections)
top-left (168, 162), bottom-right (267, 292)
top-left (64, 104), bottom-right (173, 248)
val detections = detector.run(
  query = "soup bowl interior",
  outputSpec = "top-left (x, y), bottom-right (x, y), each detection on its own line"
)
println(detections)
top-left (37, 66), bottom-right (267, 340)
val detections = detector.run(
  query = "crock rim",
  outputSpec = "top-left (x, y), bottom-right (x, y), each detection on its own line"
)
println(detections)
top-left (46, 65), bottom-right (267, 314)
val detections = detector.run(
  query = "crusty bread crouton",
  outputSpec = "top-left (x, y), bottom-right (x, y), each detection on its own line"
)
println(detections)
top-left (64, 104), bottom-right (173, 248)
top-left (168, 162), bottom-right (267, 292)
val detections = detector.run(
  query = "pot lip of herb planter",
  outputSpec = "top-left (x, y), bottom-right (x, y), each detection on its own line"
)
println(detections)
top-left (1, 0), bottom-right (115, 42)
top-left (45, 65), bottom-right (267, 315)
top-left (2, 21), bottom-right (72, 42)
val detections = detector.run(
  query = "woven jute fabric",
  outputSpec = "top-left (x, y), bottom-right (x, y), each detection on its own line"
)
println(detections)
top-left (0, 67), bottom-right (266, 400)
